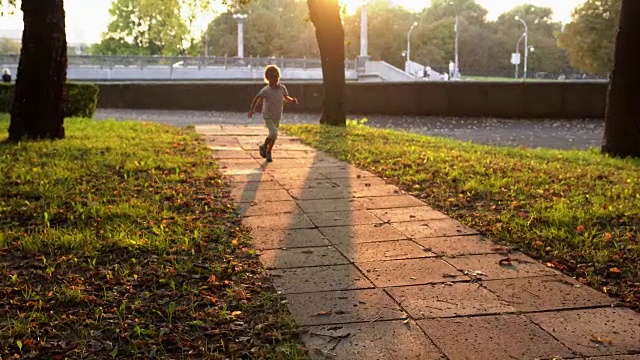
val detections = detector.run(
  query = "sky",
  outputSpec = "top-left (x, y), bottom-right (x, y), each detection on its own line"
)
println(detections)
top-left (0, 0), bottom-right (585, 44)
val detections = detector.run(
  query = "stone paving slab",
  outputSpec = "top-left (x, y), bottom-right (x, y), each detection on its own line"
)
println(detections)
top-left (266, 168), bottom-right (328, 180)
top-left (370, 206), bottom-right (448, 223)
top-left (285, 289), bottom-right (407, 326)
top-left (392, 219), bottom-right (479, 238)
top-left (268, 264), bottom-right (374, 294)
top-left (330, 178), bottom-right (389, 190)
top-left (319, 168), bottom-right (376, 179)
top-left (357, 195), bottom-right (427, 210)
top-left (258, 246), bottom-right (350, 269)
top-left (225, 173), bottom-right (275, 183)
top-left (217, 159), bottom-right (262, 170)
top-left (413, 235), bottom-right (504, 256)
top-left (296, 198), bottom-right (363, 213)
top-left (350, 184), bottom-right (404, 198)
top-left (229, 180), bottom-right (284, 192)
top-left (335, 240), bottom-right (434, 262)
top-left (483, 276), bottom-right (616, 312)
top-left (446, 253), bottom-right (558, 280)
top-left (418, 315), bottom-right (575, 360)
top-left (248, 228), bottom-right (330, 250)
top-left (318, 224), bottom-right (407, 246)
top-left (211, 150), bottom-right (254, 160)
top-left (527, 308), bottom-right (640, 357)
top-left (302, 320), bottom-right (446, 360)
top-left (306, 209), bottom-right (382, 227)
top-left (236, 200), bottom-right (299, 217)
top-left (241, 211), bottom-right (314, 231)
top-left (230, 188), bottom-right (294, 203)
top-left (197, 125), bottom-right (640, 360)
top-left (288, 187), bottom-right (352, 200)
top-left (276, 179), bottom-right (339, 191)
top-left (357, 258), bottom-right (468, 287)
top-left (219, 168), bottom-right (265, 176)
top-left (387, 283), bottom-right (516, 319)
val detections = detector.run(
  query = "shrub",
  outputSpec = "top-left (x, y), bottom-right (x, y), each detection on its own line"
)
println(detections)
top-left (0, 82), bottom-right (99, 118)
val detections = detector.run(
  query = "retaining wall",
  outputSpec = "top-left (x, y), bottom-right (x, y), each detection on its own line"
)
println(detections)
top-left (96, 81), bottom-right (608, 119)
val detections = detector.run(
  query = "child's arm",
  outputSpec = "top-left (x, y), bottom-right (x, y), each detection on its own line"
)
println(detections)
top-left (248, 96), bottom-right (262, 118)
top-left (284, 95), bottom-right (298, 104)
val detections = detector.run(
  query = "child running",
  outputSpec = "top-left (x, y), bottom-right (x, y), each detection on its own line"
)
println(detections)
top-left (248, 65), bottom-right (297, 162)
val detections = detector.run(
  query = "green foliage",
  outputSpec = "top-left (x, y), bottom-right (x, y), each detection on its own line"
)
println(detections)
top-left (558, 0), bottom-right (621, 75)
top-left (282, 124), bottom-right (640, 307)
top-left (0, 83), bottom-right (99, 118)
top-left (204, 0), bottom-right (318, 58)
top-left (62, 83), bottom-right (100, 118)
top-left (92, 0), bottom-right (204, 56)
top-left (0, 37), bottom-right (20, 55)
top-left (0, 116), bottom-right (307, 358)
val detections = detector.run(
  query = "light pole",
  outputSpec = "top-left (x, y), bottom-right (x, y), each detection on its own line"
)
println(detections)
top-left (233, 14), bottom-right (248, 58)
top-left (515, 15), bottom-right (528, 79)
top-left (406, 21), bottom-right (418, 72)
top-left (360, 0), bottom-right (368, 57)
top-left (450, 1), bottom-right (459, 79)
top-left (515, 32), bottom-right (525, 79)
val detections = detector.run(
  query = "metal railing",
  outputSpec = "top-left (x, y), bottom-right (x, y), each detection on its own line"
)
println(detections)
top-left (0, 54), bottom-right (358, 71)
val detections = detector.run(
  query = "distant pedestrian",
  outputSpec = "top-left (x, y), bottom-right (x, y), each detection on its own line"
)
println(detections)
top-left (248, 65), bottom-right (297, 162)
top-left (1, 68), bottom-right (11, 83)
top-left (448, 60), bottom-right (455, 78)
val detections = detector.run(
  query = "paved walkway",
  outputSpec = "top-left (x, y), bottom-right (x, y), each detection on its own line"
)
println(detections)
top-left (197, 124), bottom-right (640, 360)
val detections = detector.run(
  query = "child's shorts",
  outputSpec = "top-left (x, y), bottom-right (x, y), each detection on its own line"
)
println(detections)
top-left (264, 118), bottom-right (280, 139)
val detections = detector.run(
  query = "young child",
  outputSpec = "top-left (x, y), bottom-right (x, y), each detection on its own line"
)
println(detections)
top-left (248, 65), bottom-right (297, 162)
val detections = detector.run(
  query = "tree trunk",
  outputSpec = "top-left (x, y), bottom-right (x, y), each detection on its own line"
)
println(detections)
top-left (307, 0), bottom-right (346, 126)
top-left (601, 0), bottom-right (640, 157)
top-left (8, 0), bottom-right (67, 141)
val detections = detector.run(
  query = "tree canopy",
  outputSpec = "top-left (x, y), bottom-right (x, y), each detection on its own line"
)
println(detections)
top-left (82, 0), bottom-right (617, 77)
top-left (558, 0), bottom-right (621, 75)
top-left (90, 0), bottom-right (212, 56)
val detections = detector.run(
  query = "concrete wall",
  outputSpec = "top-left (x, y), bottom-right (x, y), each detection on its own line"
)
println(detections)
top-left (97, 81), bottom-right (608, 119)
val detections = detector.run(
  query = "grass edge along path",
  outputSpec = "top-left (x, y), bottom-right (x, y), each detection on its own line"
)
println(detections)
top-left (0, 115), bottom-right (308, 359)
top-left (281, 123), bottom-right (640, 310)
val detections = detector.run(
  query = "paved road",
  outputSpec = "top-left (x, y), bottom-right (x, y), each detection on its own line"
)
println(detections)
top-left (96, 108), bottom-right (605, 150)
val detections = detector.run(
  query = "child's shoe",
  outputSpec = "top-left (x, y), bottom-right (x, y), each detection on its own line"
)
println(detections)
top-left (259, 144), bottom-right (267, 158)
top-left (266, 151), bottom-right (273, 162)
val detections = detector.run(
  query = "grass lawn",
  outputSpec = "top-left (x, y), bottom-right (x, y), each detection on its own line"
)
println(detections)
top-left (0, 115), bottom-right (306, 359)
top-left (282, 123), bottom-right (640, 310)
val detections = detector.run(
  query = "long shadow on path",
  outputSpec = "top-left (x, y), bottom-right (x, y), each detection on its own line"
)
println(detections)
top-left (200, 124), bottom-right (640, 360)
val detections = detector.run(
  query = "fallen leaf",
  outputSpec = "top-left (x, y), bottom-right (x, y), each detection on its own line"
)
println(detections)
top-left (442, 273), bottom-right (459, 278)
top-left (498, 257), bottom-right (513, 266)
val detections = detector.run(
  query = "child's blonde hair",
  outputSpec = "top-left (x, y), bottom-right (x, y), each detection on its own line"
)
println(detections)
top-left (2, 68), bottom-right (10, 76)
top-left (264, 65), bottom-right (281, 84)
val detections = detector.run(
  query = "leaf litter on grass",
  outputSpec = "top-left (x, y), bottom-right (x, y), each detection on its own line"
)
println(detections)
top-left (0, 117), bottom-right (308, 359)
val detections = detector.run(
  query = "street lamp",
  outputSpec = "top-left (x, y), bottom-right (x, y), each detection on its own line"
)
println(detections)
top-left (515, 15), bottom-right (528, 79)
top-left (360, 0), bottom-right (368, 57)
top-left (233, 14), bottom-right (248, 58)
top-left (450, 1), bottom-right (459, 79)
top-left (406, 21), bottom-right (418, 69)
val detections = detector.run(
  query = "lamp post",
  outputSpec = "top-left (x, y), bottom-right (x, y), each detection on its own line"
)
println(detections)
top-left (515, 15), bottom-right (528, 79)
top-left (515, 32), bottom-right (525, 79)
top-left (233, 14), bottom-right (248, 58)
top-left (360, 0), bottom-right (368, 57)
top-left (450, 1), bottom-right (459, 79)
top-left (406, 21), bottom-right (418, 71)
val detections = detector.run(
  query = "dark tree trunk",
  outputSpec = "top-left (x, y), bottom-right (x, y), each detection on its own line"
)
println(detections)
top-left (602, 0), bottom-right (640, 157)
top-left (8, 0), bottom-right (67, 141)
top-left (307, 0), bottom-right (346, 126)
